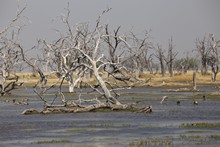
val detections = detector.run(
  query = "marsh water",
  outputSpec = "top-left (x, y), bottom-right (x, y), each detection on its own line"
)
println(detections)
top-left (0, 86), bottom-right (220, 147)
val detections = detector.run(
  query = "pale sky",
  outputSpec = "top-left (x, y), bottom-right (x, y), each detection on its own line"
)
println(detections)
top-left (0, 0), bottom-right (220, 57)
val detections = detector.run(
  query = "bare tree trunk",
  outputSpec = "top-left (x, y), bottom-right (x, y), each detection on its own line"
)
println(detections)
top-left (134, 59), bottom-right (141, 79)
top-left (201, 59), bottom-right (208, 75)
top-left (160, 59), bottom-right (165, 77)
top-left (92, 61), bottom-right (121, 105)
top-left (211, 65), bottom-right (219, 82)
top-left (168, 63), bottom-right (173, 77)
top-left (155, 45), bottom-right (165, 77)
top-left (192, 71), bottom-right (197, 90)
top-left (68, 81), bottom-right (74, 93)
top-left (166, 37), bottom-right (177, 77)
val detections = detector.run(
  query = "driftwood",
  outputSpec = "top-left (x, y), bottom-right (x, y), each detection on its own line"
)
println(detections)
top-left (136, 106), bottom-right (152, 113)
top-left (22, 103), bottom-right (152, 115)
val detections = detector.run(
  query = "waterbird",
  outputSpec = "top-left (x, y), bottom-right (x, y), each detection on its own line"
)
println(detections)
top-left (193, 100), bottom-right (198, 105)
top-left (203, 95), bottom-right (206, 101)
top-left (160, 96), bottom-right (168, 104)
top-left (177, 100), bottom-right (181, 105)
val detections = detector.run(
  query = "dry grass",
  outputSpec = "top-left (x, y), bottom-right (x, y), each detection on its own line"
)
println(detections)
top-left (140, 71), bottom-right (220, 87)
top-left (11, 70), bottom-right (220, 87)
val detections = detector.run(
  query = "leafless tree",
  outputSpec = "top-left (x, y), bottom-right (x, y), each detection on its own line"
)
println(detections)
top-left (196, 36), bottom-right (211, 75)
top-left (21, 7), bottom-right (152, 114)
top-left (164, 37), bottom-right (177, 77)
top-left (207, 34), bottom-right (220, 81)
top-left (174, 53), bottom-right (198, 75)
top-left (196, 34), bottom-right (220, 80)
top-left (122, 31), bottom-right (152, 79)
top-left (154, 44), bottom-right (165, 77)
top-left (103, 25), bottom-right (130, 81)
top-left (0, 3), bottom-right (27, 95)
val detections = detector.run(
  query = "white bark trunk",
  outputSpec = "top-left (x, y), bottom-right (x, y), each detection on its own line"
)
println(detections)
top-left (68, 81), bottom-right (74, 93)
top-left (92, 61), bottom-right (121, 105)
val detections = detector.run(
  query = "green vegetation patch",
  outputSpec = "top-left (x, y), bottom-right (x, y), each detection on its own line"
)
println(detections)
top-left (179, 134), bottom-right (202, 139)
top-left (209, 135), bottom-right (220, 140)
top-left (180, 122), bottom-right (220, 128)
top-left (179, 134), bottom-right (220, 140)
top-left (36, 139), bottom-right (71, 144)
top-left (88, 123), bottom-right (131, 127)
top-left (187, 130), bottom-right (209, 133)
top-left (129, 138), bottom-right (173, 147)
top-left (88, 123), bottom-right (114, 127)
top-left (66, 128), bottom-right (87, 133)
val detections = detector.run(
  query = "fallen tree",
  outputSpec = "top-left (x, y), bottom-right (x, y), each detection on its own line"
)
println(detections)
top-left (21, 7), bottom-right (152, 114)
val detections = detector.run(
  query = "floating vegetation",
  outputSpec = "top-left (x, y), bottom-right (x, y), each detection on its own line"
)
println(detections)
top-left (88, 123), bottom-right (131, 128)
top-left (88, 123), bottom-right (114, 127)
top-left (179, 134), bottom-right (202, 139)
top-left (36, 139), bottom-right (71, 144)
top-left (187, 130), bottom-right (209, 133)
top-left (179, 134), bottom-right (220, 143)
top-left (129, 138), bottom-right (173, 147)
top-left (180, 122), bottom-right (220, 128)
top-left (66, 128), bottom-right (87, 133)
top-left (209, 135), bottom-right (220, 140)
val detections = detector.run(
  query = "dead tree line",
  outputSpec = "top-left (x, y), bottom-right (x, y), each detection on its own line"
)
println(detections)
top-left (0, 4), bottom-right (28, 95)
top-left (196, 34), bottom-right (220, 81)
top-left (154, 37), bottom-right (177, 77)
top-left (1, 2), bottom-right (220, 107)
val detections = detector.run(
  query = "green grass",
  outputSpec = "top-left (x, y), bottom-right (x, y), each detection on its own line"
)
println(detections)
top-left (179, 134), bottom-right (202, 139)
top-left (190, 94), bottom-right (220, 100)
top-left (187, 130), bottom-right (209, 133)
top-left (88, 123), bottom-right (132, 127)
top-left (180, 122), bottom-right (220, 128)
top-left (36, 139), bottom-right (71, 144)
top-left (66, 128), bottom-right (87, 133)
top-left (129, 138), bottom-right (173, 147)
top-left (179, 134), bottom-right (220, 140)
top-left (209, 135), bottom-right (220, 140)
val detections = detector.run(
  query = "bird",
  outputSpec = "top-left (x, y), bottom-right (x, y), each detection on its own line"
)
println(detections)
top-left (193, 100), bottom-right (198, 105)
top-left (160, 96), bottom-right (168, 104)
top-left (177, 100), bottom-right (181, 105)
top-left (202, 95), bottom-right (206, 101)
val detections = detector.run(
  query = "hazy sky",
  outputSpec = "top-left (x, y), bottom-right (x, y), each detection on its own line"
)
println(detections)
top-left (0, 0), bottom-right (220, 57)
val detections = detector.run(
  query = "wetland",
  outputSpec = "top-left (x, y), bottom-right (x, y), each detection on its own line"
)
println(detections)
top-left (0, 86), bottom-right (220, 146)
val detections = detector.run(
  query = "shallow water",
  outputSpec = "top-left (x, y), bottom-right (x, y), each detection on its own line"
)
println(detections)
top-left (0, 86), bottom-right (220, 146)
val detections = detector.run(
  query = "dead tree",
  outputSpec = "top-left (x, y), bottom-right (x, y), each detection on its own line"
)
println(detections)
top-left (196, 36), bottom-right (211, 75)
top-left (154, 44), bottom-right (165, 77)
top-left (0, 3), bottom-right (27, 95)
top-left (164, 37), bottom-right (177, 77)
top-left (22, 8), bottom-right (153, 114)
top-left (208, 34), bottom-right (220, 82)
top-left (196, 34), bottom-right (220, 80)
top-left (122, 31), bottom-right (152, 79)
top-left (174, 53), bottom-right (199, 75)
top-left (192, 71), bottom-right (197, 90)
top-left (72, 9), bottom-right (124, 106)
top-left (103, 25), bottom-right (130, 81)
top-left (144, 54), bottom-right (154, 74)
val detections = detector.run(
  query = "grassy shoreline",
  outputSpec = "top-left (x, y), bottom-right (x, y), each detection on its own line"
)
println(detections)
top-left (13, 71), bottom-right (220, 88)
